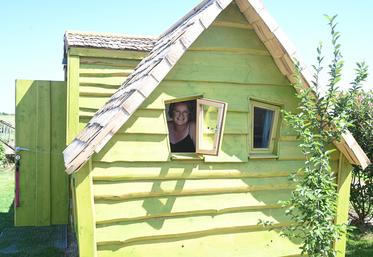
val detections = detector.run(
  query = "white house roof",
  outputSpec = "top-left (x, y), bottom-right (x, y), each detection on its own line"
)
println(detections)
top-left (63, 0), bottom-right (370, 173)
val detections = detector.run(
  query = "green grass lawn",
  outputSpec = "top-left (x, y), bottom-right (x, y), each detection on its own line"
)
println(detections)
top-left (0, 167), bottom-right (66, 257)
top-left (346, 226), bottom-right (373, 257)
top-left (0, 167), bottom-right (14, 213)
top-left (0, 167), bottom-right (14, 234)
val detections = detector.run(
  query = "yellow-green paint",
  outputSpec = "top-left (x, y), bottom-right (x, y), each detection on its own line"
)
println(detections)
top-left (66, 53), bottom-right (80, 234)
top-left (67, 38), bottom-right (148, 255)
top-left (64, 2), bottom-right (353, 257)
top-left (73, 160), bottom-right (97, 257)
top-left (66, 54), bottom-right (80, 144)
top-left (50, 82), bottom-right (69, 224)
top-left (15, 80), bottom-right (68, 226)
top-left (69, 47), bottom-right (148, 60)
top-left (334, 154), bottom-right (353, 256)
top-left (97, 229), bottom-right (301, 257)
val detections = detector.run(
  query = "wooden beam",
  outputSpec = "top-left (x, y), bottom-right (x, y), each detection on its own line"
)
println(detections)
top-left (73, 160), bottom-right (97, 257)
top-left (69, 47), bottom-right (149, 60)
top-left (334, 154), bottom-right (353, 257)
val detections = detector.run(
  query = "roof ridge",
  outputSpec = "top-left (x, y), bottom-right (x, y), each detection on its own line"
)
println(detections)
top-left (159, 0), bottom-right (214, 38)
top-left (65, 30), bottom-right (158, 40)
top-left (64, 30), bottom-right (157, 52)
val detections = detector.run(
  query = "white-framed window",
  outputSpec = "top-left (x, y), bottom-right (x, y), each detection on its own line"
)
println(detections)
top-left (196, 98), bottom-right (227, 155)
top-left (249, 100), bottom-right (280, 155)
top-left (165, 97), bottom-right (227, 156)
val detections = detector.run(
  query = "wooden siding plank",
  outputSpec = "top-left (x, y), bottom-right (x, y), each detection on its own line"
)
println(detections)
top-left (79, 86), bottom-right (118, 97)
top-left (97, 229), bottom-right (301, 257)
top-left (91, 160), bottom-right (302, 181)
top-left (50, 81), bottom-right (68, 224)
top-left (142, 81), bottom-right (297, 112)
top-left (79, 95), bottom-right (111, 111)
top-left (95, 209), bottom-right (292, 244)
top-left (94, 190), bottom-right (292, 224)
top-left (212, 20), bottom-right (253, 29)
top-left (92, 133), bottom-right (248, 163)
top-left (215, 2), bottom-right (249, 25)
top-left (278, 141), bottom-right (340, 161)
top-left (93, 177), bottom-right (295, 200)
top-left (35, 80), bottom-right (51, 226)
top-left (205, 134), bottom-right (248, 162)
top-left (118, 109), bottom-right (168, 134)
top-left (91, 160), bottom-right (339, 175)
top-left (79, 57), bottom-right (141, 68)
top-left (79, 67), bottom-right (134, 76)
top-left (165, 51), bottom-right (289, 85)
top-left (79, 76), bottom-right (127, 86)
top-left (79, 82), bottom-right (296, 112)
top-left (190, 26), bottom-right (267, 51)
top-left (96, 205), bottom-right (285, 225)
top-left (223, 111), bottom-right (248, 134)
top-left (15, 80), bottom-right (37, 226)
top-left (66, 54), bottom-right (80, 143)
top-left (92, 134), bottom-right (170, 163)
top-left (70, 47), bottom-right (149, 60)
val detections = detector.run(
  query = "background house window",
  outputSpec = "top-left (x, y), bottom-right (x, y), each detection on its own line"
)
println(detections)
top-left (250, 100), bottom-right (280, 155)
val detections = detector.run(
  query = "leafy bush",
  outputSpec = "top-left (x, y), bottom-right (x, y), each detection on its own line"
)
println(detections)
top-left (0, 143), bottom-right (6, 168)
top-left (282, 15), bottom-right (368, 257)
top-left (348, 90), bottom-right (373, 225)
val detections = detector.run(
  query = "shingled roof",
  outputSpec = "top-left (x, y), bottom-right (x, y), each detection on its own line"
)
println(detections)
top-left (64, 31), bottom-right (157, 52)
top-left (63, 0), bottom-right (370, 173)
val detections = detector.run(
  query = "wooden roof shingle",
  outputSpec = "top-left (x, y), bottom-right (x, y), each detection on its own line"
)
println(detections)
top-left (63, 0), bottom-right (370, 173)
top-left (64, 31), bottom-right (157, 52)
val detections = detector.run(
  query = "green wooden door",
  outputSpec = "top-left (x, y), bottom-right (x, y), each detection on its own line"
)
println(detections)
top-left (15, 80), bottom-right (68, 226)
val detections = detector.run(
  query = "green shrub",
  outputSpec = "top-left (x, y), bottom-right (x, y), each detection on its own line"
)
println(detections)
top-left (0, 143), bottom-right (6, 168)
top-left (282, 15), bottom-right (368, 257)
top-left (348, 90), bottom-right (373, 225)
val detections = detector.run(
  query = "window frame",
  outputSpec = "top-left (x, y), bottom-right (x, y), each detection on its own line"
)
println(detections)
top-left (164, 96), bottom-right (227, 158)
top-left (196, 98), bottom-right (227, 156)
top-left (249, 99), bottom-right (281, 156)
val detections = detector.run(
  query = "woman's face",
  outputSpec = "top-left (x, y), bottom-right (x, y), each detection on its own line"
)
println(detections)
top-left (172, 103), bottom-right (190, 126)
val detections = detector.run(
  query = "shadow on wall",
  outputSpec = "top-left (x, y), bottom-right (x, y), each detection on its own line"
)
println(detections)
top-left (142, 165), bottom-right (192, 230)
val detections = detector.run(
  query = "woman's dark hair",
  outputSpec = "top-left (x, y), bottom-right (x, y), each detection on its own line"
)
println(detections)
top-left (168, 100), bottom-right (196, 120)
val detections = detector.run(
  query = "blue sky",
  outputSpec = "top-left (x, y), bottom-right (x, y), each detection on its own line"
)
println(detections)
top-left (1, 0), bottom-right (372, 113)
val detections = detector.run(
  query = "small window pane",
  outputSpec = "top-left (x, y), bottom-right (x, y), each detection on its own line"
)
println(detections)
top-left (200, 105), bottom-right (219, 151)
top-left (253, 107), bottom-right (274, 148)
top-left (196, 99), bottom-right (226, 155)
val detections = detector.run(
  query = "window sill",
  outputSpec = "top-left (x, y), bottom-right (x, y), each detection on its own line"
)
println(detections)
top-left (248, 153), bottom-right (279, 160)
top-left (170, 153), bottom-right (205, 161)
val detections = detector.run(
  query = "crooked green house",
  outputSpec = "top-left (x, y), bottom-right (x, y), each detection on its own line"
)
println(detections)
top-left (15, 0), bottom-right (370, 257)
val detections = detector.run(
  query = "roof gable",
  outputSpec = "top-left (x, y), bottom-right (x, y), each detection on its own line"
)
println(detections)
top-left (63, 0), bottom-right (370, 172)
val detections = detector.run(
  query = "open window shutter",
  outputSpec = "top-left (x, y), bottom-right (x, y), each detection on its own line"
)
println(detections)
top-left (196, 98), bottom-right (227, 155)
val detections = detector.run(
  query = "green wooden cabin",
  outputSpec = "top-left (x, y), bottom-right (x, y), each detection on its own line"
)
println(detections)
top-left (15, 0), bottom-right (370, 257)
